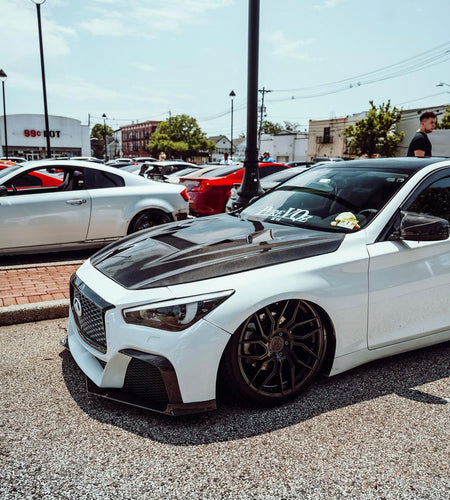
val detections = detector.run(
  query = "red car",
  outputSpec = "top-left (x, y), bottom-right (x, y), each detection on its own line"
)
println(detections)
top-left (0, 163), bottom-right (63, 190)
top-left (181, 162), bottom-right (290, 216)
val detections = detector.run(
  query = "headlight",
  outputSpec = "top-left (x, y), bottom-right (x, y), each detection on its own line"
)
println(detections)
top-left (123, 290), bottom-right (234, 331)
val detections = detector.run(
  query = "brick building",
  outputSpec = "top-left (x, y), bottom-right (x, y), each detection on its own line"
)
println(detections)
top-left (120, 120), bottom-right (160, 157)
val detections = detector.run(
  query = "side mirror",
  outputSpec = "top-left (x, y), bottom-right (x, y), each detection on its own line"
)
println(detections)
top-left (0, 186), bottom-right (8, 197)
top-left (399, 211), bottom-right (449, 241)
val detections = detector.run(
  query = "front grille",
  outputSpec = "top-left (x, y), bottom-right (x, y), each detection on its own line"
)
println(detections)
top-left (123, 358), bottom-right (169, 410)
top-left (70, 274), bottom-right (114, 353)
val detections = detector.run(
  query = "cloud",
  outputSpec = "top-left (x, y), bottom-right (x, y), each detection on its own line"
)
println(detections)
top-left (131, 63), bottom-right (157, 73)
top-left (266, 31), bottom-right (315, 61)
top-left (80, 0), bottom-right (234, 36)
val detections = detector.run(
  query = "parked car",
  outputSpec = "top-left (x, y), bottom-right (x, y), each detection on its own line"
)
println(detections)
top-left (311, 156), bottom-right (344, 163)
top-left (0, 160), bottom-right (189, 255)
top-left (70, 156), bottom-right (105, 163)
top-left (164, 164), bottom-right (224, 184)
top-left (106, 158), bottom-right (137, 168)
top-left (286, 161), bottom-right (314, 168)
top-left (225, 166), bottom-right (309, 212)
top-left (0, 162), bottom-right (63, 190)
top-left (0, 156), bottom-right (28, 163)
top-left (181, 162), bottom-right (290, 216)
top-left (144, 161), bottom-right (200, 181)
top-left (66, 157), bottom-right (450, 415)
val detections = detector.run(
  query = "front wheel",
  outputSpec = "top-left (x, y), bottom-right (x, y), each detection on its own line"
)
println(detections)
top-left (128, 209), bottom-right (172, 234)
top-left (220, 299), bottom-right (327, 405)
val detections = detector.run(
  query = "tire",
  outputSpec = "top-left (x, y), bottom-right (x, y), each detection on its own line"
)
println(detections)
top-left (220, 299), bottom-right (327, 405)
top-left (128, 209), bottom-right (172, 234)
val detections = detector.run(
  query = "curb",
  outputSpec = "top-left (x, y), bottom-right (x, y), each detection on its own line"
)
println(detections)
top-left (0, 299), bottom-right (70, 326)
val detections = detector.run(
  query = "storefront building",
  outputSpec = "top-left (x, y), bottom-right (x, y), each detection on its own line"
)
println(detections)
top-left (0, 114), bottom-right (90, 160)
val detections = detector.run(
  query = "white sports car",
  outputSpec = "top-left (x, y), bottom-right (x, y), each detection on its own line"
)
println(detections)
top-left (0, 160), bottom-right (189, 255)
top-left (66, 158), bottom-right (450, 415)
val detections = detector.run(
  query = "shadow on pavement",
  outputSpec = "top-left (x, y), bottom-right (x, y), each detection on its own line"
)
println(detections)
top-left (60, 341), bottom-right (449, 446)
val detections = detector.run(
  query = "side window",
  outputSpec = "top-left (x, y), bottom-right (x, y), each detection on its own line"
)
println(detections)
top-left (259, 165), bottom-right (288, 178)
top-left (5, 172), bottom-right (42, 188)
top-left (85, 169), bottom-right (125, 189)
top-left (406, 175), bottom-right (450, 223)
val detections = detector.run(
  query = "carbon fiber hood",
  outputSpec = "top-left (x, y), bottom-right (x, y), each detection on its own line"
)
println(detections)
top-left (91, 214), bottom-right (344, 289)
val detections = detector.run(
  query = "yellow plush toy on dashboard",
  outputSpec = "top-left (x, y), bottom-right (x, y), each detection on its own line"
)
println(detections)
top-left (331, 212), bottom-right (360, 230)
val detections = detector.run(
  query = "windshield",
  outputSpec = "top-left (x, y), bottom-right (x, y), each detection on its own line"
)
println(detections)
top-left (240, 166), bottom-right (412, 231)
top-left (206, 165), bottom-right (241, 178)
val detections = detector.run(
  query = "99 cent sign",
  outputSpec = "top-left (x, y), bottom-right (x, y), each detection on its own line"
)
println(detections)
top-left (24, 129), bottom-right (61, 138)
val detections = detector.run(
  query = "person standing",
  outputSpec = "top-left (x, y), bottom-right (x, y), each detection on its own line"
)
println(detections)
top-left (407, 111), bottom-right (437, 157)
top-left (261, 152), bottom-right (274, 162)
top-left (220, 152), bottom-right (233, 165)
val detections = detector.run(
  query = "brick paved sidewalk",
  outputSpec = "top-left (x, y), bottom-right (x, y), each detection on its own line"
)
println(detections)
top-left (0, 264), bottom-right (79, 308)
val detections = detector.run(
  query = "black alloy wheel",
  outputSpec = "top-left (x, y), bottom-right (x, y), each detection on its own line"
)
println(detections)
top-left (222, 299), bottom-right (327, 405)
top-left (128, 209), bottom-right (172, 233)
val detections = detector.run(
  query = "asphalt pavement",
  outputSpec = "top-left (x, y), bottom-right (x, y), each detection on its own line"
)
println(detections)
top-left (1, 318), bottom-right (449, 499)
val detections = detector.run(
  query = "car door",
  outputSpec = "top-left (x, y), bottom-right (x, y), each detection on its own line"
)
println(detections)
top-left (367, 170), bottom-right (450, 349)
top-left (83, 167), bottom-right (128, 239)
top-left (0, 167), bottom-right (91, 250)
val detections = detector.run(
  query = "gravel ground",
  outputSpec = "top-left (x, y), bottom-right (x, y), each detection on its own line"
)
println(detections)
top-left (1, 318), bottom-right (449, 500)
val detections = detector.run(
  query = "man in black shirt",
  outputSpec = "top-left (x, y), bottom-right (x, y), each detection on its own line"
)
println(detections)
top-left (407, 111), bottom-right (437, 157)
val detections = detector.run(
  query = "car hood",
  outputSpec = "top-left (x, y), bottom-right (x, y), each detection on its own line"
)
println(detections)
top-left (91, 214), bottom-right (345, 289)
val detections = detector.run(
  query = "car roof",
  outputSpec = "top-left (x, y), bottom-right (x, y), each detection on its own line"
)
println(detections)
top-left (316, 157), bottom-right (447, 173)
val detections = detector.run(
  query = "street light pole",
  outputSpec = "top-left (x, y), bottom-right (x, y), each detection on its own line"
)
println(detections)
top-left (102, 113), bottom-right (107, 161)
top-left (234, 0), bottom-right (263, 210)
top-left (31, 0), bottom-right (51, 158)
top-left (0, 70), bottom-right (8, 159)
top-left (229, 90), bottom-right (236, 157)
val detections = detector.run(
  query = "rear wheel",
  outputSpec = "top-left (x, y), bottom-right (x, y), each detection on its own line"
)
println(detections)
top-left (221, 299), bottom-right (327, 405)
top-left (128, 209), bottom-right (172, 233)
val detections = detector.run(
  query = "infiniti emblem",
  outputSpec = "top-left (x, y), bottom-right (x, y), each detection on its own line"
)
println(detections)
top-left (73, 297), bottom-right (83, 317)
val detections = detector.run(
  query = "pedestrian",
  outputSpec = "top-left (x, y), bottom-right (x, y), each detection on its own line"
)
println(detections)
top-left (158, 151), bottom-right (167, 161)
top-left (261, 152), bottom-right (274, 162)
top-left (220, 152), bottom-right (233, 165)
top-left (407, 111), bottom-right (437, 157)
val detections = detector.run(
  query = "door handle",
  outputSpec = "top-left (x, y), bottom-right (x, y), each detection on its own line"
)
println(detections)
top-left (66, 199), bottom-right (87, 205)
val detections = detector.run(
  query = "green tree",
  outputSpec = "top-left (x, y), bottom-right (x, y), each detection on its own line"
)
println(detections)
top-left (148, 114), bottom-right (215, 159)
top-left (90, 123), bottom-right (114, 159)
top-left (342, 100), bottom-right (404, 157)
top-left (436, 106), bottom-right (450, 129)
top-left (261, 120), bottom-right (283, 135)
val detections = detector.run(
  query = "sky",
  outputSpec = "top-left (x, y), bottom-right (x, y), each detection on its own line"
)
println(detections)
top-left (1, 0), bottom-right (449, 139)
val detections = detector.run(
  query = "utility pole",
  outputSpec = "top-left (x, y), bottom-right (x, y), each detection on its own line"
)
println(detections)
top-left (168, 110), bottom-right (172, 159)
top-left (258, 87), bottom-right (271, 151)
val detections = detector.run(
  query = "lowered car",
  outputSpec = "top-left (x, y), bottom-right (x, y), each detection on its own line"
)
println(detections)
top-left (66, 157), bottom-right (450, 415)
top-left (0, 160), bottom-right (189, 255)
top-left (181, 162), bottom-right (290, 216)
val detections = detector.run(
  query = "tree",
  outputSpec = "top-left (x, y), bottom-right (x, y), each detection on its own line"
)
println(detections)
top-left (261, 120), bottom-right (283, 135)
top-left (148, 114), bottom-right (215, 159)
top-left (90, 123), bottom-right (114, 159)
top-left (342, 100), bottom-right (404, 157)
top-left (283, 121), bottom-right (302, 132)
top-left (436, 106), bottom-right (450, 129)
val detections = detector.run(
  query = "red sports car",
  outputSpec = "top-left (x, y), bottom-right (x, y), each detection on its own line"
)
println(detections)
top-left (0, 163), bottom-right (63, 190)
top-left (181, 162), bottom-right (290, 216)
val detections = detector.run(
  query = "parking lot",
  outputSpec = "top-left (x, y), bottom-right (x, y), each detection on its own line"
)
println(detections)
top-left (1, 318), bottom-right (448, 499)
